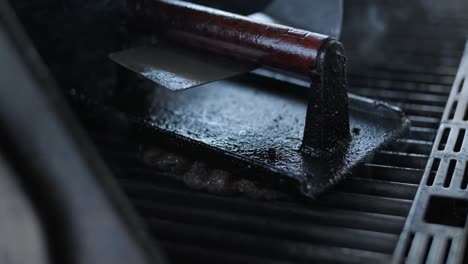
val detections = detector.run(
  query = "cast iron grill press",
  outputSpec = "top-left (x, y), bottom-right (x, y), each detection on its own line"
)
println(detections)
top-left (110, 0), bottom-right (410, 198)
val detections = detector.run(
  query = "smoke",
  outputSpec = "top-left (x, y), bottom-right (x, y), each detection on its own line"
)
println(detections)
top-left (341, 0), bottom-right (427, 67)
top-left (341, 0), bottom-right (468, 68)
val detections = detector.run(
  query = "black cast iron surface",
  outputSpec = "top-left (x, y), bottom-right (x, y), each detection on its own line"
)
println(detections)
top-left (120, 77), bottom-right (408, 198)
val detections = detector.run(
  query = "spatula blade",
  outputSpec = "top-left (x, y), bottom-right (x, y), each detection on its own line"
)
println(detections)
top-left (110, 43), bottom-right (255, 91)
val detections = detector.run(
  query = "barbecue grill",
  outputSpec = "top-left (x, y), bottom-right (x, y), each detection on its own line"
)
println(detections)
top-left (2, 0), bottom-right (468, 263)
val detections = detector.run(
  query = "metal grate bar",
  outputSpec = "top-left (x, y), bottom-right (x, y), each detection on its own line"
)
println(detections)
top-left (349, 79), bottom-right (452, 95)
top-left (160, 237), bottom-right (392, 264)
top-left (146, 218), bottom-right (397, 256)
top-left (120, 179), bottom-right (407, 226)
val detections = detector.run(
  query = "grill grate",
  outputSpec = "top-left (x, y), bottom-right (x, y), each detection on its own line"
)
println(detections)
top-left (393, 42), bottom-right (468, 264)
top-left (81, 6), bottom-right (468, 264)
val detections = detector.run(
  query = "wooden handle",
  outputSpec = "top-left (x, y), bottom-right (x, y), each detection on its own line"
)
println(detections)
top-left (130, 0), bottom-right (331, 76)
